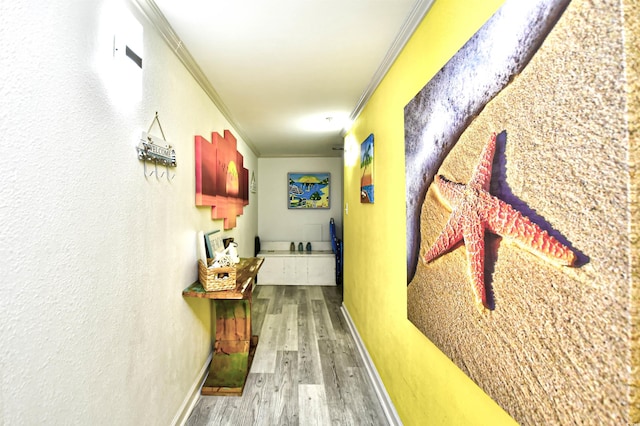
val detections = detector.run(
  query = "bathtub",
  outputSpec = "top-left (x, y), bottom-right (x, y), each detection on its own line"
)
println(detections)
top-left (257, 241), bottom-right (336, 285)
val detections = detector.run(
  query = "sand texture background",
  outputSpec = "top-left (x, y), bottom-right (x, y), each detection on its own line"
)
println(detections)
top-left (407, 0), bottom-right (636, 423)
top-left (624, 0), bottom-right (640, 420)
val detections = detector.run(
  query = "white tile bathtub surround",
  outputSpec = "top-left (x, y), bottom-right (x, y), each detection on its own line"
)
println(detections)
top-left (258, 241), bottom-right (335, 285)
top-left (260, 241), bottom-right (332, 252)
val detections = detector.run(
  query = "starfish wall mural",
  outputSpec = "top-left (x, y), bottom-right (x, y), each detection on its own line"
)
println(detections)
top-left (404, 0), bottom-right (571, 284)
top-left (423, 132), bottom-right (576, 310)
top-left (403, 0), bottom-right (634, 423)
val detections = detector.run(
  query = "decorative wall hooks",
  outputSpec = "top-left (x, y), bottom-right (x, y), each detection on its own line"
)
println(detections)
top-left (137, 112), bottom-right (177, 181)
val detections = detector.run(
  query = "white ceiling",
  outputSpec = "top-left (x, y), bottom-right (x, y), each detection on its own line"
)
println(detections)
top-left (137, 0), bottom-right (434, 157)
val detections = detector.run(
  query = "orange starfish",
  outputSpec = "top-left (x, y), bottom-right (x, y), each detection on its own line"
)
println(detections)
top-left (423, 132), bottom-right (576, 310)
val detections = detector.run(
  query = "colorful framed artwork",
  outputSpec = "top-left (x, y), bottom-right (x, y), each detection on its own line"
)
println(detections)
top-left (360, 134), bottom-right (374, 203)
top-left (195, 130), bottom-right (249, 230)
top-left (287, 172), bottom-right (330, 209)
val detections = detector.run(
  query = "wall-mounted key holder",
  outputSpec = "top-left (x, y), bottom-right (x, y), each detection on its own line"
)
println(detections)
top-left (137, 112), bottom-right (176, 180)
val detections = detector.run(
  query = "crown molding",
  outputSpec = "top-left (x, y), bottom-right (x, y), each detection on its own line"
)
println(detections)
top-left (129, 0), bottom-right (433, 156)
top-left (349, 0), bottom-right (436, 122)
top-left (128, 0), bottom-right (261, 157)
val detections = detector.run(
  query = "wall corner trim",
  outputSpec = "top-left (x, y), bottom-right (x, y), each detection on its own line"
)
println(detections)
top-left (172, 351), bottom-right (213, 426)
top-left (127, 0), bottom-right (260, 158)
top-left (341, 304), bottom-right (403, 426)
top-left (349, 0), bottom-right (436, 123)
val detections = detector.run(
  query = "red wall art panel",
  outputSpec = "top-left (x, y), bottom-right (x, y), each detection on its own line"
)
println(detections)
top-left (195, 130), bottom-right (249, 229)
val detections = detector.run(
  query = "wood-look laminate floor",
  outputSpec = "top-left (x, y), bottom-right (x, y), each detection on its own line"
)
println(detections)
top-left (186, 285), bottom-right (388, 426)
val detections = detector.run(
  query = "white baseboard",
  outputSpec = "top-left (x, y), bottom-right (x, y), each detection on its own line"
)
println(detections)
top-left (340, 304), bottom-right (403, 426)
top-left (172, 351), bottom-right (212, 426)
top-left (256, 282), bottom-right (336, 286)
top-left (174, 308), bottom-right (400, 425)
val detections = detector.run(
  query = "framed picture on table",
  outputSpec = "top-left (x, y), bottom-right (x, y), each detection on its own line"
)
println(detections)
top-left (204, 230), bottom-right (223, 259)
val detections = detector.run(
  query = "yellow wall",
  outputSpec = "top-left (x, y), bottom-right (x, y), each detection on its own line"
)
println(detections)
top-left (342, 0), bottom-right (517, 424)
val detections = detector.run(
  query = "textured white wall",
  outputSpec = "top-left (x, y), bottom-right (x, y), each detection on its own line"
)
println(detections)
top-left (257, 157), bottom-right (343, 242)
top-left (0, 1), bottom-right (257, 424)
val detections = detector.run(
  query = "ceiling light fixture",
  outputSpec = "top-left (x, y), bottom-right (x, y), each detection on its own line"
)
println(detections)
top-left (298, 112), bottom-right (352, 133)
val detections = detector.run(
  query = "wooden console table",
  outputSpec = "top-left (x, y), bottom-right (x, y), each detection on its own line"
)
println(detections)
top-left (183, 257), bottom-right (264, 396)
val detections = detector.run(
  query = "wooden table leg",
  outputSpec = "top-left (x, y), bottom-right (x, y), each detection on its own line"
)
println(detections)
top-left (201, 299), bottom-right (258, 396)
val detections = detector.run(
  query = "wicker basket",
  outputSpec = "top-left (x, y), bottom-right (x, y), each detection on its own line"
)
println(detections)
top-left (198, 259), bottom-right (237, 291)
